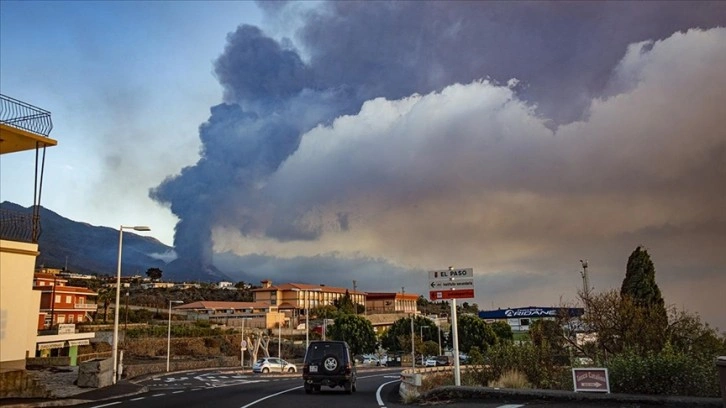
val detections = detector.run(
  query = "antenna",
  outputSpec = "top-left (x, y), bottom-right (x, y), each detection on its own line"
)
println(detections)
top-left (579, 260), bottom-right (590, 297)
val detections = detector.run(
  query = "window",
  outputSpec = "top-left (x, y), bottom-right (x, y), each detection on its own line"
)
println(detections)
top-left (57, 315), bottom-right (66, 323)
top-left (55, 295), bottom-right (61, 303)
top-left (68, 314), bottom-right (74, 323)
top-left (66, 295), bottom-right (72, 303)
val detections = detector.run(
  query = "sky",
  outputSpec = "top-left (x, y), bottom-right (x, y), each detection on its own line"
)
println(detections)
top-left (2, 1), bottom-right (725, 331)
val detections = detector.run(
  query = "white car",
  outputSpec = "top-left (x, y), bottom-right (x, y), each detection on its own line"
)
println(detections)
top-left (424, 357), bottom-right (438, 367)
top-left (252, 357), bottom-right (297, 373)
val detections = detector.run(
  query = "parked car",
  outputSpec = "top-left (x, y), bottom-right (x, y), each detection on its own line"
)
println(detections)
top-left (252, 357), bottom-right (297, 373)
top-left (424, 357), bottom-right (438, 367)
top-left (302, 340), bottom-right (357, 394)
top-left (435, 355), bottom-right (450, 366)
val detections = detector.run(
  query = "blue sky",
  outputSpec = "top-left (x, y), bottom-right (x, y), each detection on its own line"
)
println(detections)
top-left (1, 1), bottom-right (263, 246)
top-left (2, 2), bottom-right (725, 331)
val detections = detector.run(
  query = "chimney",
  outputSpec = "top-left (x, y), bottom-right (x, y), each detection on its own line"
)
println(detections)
top-left (261, 280), bottom-right (272, 288)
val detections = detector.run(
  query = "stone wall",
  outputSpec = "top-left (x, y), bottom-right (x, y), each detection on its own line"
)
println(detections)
top-left (26, 356), bottom-right (71, 367)
top-left (122, 357), bottom-right (239, 379)
top-left (0, 369), bottom-right (51, 399)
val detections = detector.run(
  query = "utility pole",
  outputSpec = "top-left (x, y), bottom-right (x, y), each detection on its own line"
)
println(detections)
top-left (352, 280), bottom-right (357, 314)
top-left (410, 314), bottom-right (415, 369)
top-left (579, 260), bottom-right (590, 298)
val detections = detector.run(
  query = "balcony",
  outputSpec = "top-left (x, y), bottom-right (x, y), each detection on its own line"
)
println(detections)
top-left (0, 94), bottom-right (55, 154)
top-left (0, 94), bottom-right (58, 243)
top-left (74, 303), bottom-right (98, 311)
top-left (0, 207), bottom-right (35, 243)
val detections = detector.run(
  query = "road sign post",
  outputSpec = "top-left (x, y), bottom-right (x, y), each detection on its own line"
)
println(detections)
top-left (428, 267), bottom-right (475, 387)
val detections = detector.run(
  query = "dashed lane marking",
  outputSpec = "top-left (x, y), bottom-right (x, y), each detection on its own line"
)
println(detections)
top-left (498, 405), bottom-right (524, 408)
top-left (239, 385), bottom-right (302, 408)
top-left (90, 402), bottom-right (121, 408)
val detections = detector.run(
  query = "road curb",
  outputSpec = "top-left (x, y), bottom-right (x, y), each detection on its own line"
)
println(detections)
top-left (0, 386), bottom-right (149, 408)
top-left (421, 386), bottom-right (723, 407)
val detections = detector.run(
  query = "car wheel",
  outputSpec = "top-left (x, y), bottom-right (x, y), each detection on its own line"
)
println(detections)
top-left (262, 367), bottom-right (269, 373)
top-left (322, 354), bottom-right (339, 373)
top-left (344, 381), bottom-right (352, 394)
top-left (288, 367), bottom-right (295, 373)
top-left (304, 384), bottom-right (312, 394)
top-left (352, 382), bottom-right (357, 392)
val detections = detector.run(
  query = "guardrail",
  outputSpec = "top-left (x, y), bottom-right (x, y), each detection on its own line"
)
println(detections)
top-left (400, 365), bottom-right (455, 399)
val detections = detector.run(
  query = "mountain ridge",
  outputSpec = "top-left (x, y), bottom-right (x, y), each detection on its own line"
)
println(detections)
top-left (0, 201), bottom-right (230, 282)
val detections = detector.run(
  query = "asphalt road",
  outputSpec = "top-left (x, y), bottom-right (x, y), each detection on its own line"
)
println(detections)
top-left (72, 367), bottom-right (406, 408)
top-left (67, 368), bottom-right (703, 408)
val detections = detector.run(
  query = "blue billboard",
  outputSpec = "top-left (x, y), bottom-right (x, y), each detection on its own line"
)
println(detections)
top-left (479, 306), bottom-right (584, 320)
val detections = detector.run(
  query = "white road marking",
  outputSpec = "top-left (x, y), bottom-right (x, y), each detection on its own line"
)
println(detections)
top-left (90, 402), bottom-right (121, 408)
top-left (152, 393), bottom-right (166, 397)
top-left (376, 379), bottom-right (400, 408)
top-left (498, 405), bottom-right (524, 408)
top-left (172, 390), bottom-right (185, 394)
top-left (239, 385), bottom-right (302, 408)
top-left (130, 397), bottom-right (145, 401)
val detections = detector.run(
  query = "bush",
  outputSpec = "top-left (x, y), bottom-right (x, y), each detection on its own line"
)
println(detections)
top-left (489, 369), bottom-right (531, 389)
top-left (606, 346), bottom-right (719, 397)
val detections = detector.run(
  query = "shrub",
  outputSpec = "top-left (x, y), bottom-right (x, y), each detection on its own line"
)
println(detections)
top-left (419, 372), bottom-right (453, 392)
top-left (489, 369), bottom-right (531, 389)
top-left (606, 346), bottom-right (719, 397)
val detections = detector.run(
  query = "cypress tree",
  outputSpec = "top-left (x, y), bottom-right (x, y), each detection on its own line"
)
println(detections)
top-left (621, 246), bottom-right (665, 310)
top-left (620, 246), bottom-right (668, 352)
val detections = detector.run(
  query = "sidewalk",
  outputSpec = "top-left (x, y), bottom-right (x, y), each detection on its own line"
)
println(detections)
top-left (0, 367), bottom-right (148, 408)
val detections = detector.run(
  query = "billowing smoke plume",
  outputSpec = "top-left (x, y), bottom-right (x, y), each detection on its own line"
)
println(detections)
top-left (150, 1), bottom-right (726, 279)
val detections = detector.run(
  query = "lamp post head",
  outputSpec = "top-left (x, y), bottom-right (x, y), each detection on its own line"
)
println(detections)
top-left (133, 226), bottom-right (151, 232)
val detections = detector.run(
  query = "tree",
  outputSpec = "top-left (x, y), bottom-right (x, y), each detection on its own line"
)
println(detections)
top-left (620, 246), bottom-right (667, 353)
top-left (328, 314), bottom-right (377, 356)
top-left (448, 314), bottom-right (496, 353)
top-left (333, 290), bottom-right (356, 315)
top-left (146, 267), bottom-right (163, 281)
top-left (489, 320), bottom-right (514, 342)
top-left (621, 246), bottom-right (666, 312)
top-left (381, 315), bottom-right (437, 352)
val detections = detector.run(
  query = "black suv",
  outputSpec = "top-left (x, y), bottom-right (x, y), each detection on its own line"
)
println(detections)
top-left (302, 340), bottom-right (357, 394)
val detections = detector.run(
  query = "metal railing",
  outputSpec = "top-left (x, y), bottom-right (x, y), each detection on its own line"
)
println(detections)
top-left (0, 207), bottom-right (37, 243)
top-left (75, 303), bottom-right (99, 311)
top-left (0, 94), bottom-right (53, 136)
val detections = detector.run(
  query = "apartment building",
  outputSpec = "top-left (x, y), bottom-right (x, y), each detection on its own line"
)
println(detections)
top-left (252, 280), bottom-right (366, 313)
top-left (34, 272), bottom-right (98, 328)
top-left (175, 301), bottom-right (285, 329)
top-left (0, 94), bottom-right (57, 372)
top-left (365, 292), bottom-right (419, 314)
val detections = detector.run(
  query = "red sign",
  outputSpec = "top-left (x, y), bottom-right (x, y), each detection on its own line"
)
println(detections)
top-left (572, 368), bottom-right (610, 393)
top-left (429, 289), bottom-right (475, 301)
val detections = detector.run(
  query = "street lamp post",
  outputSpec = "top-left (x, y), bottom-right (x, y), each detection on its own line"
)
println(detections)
top-left (437, 323), bottom-right (442, 356)
top-left (420, 326), bottom-right (429, 365)
top-left (123, 291), bottom-right (129, 347)
top-left (278, 320), bottom-right (283, 373)
top-left (112, 225), bottom-right (150, 384)
top-left (167, 300), bottom-right (183, 372)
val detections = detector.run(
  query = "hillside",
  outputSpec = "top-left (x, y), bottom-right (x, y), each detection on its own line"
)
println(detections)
top-left (0, 201), bottom-right (227, 280)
